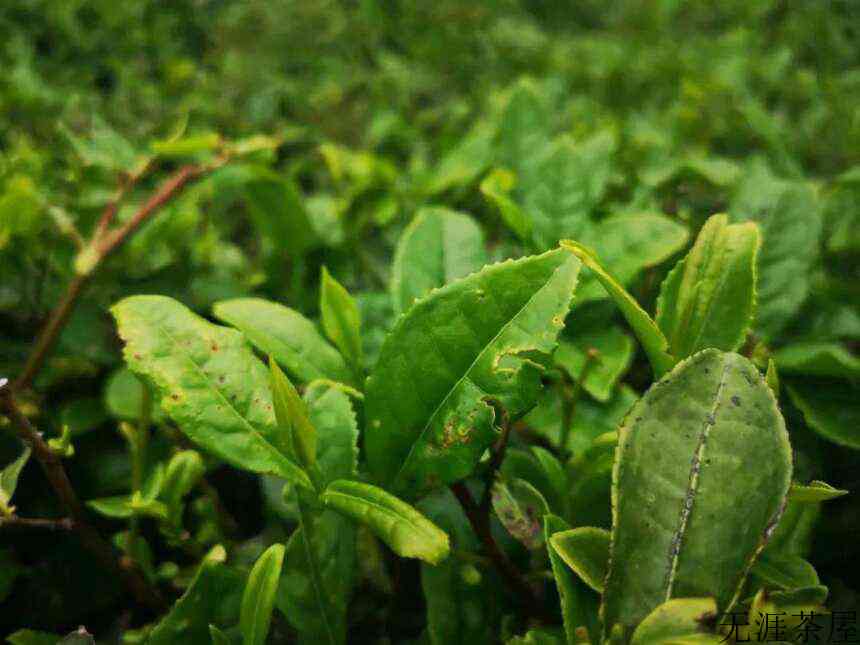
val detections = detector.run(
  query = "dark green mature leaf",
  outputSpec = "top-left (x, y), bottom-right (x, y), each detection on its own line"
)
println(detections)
top-left (564, 241), bottom-right (675, 377)
top-left (629, 598), bottom-right (721, 645)
top-left (521, 133), bottom-right (616, 250)
top-left (786, 381), bottom-right (860, 449)
top-left (545, 515), bottom-right (599, 644)
top-left (390, 206), bottom-right (487, 315)
top-left (6, 630), bottom-right (60, 645)
top-left (550, 526), bottom-right (610, 595)
top-left (730, 161), bottom-right (822, 340)
top-left (0, 444), bottom-right (30, 515)
top-left (213, 298), bottom-right (353, 385)
top-left (656, 214), bottom-right (760, 359)
top-left (419, 488), bottom-right (499, 645)
top-left (148, 547), bottom-right (244, 645)
top-left (270, 359), bottom-right (316, 471)
top-left (320, 267), bottom-right (363, 372)
top-left (112, 295), bottom-right (311, 489)
top-left (749, 551), bottom-right (819, 590)
top-left (365, 248), bottom-right (581, 495)
top-left (490, 477), bottom-right (548, 550)
top-left (555, 325), bottom-right (634, 402)
top-left (774, 342), bottom-right (860, 379)
top-left (278, 506), bottom-right (355, 645)
top-left (603, 350), bottom-right (792, 640)
top-left (320, 479), bottom-right (450, 564)
top-left (241, 543), bottom-right (285, 645)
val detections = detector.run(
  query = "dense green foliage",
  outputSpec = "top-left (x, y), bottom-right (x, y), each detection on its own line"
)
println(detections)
top-left (1, 1), bottom-right (858, 643)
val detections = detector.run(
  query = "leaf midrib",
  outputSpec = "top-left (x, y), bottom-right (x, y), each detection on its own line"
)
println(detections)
top-left (297, 501), bottom-right (338, 645)
top-left (390, 255), bottom-right (569, 488)
top-left (143, 315), bottom-right (301, 482)
top-left (662, 356), bottom-right (730, 599)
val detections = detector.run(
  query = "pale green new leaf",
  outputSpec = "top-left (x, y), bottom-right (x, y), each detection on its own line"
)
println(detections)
top-left (549, 526), bottom-right (610, 594)
top-left (240, 543), bottom-right (285, 645)
top-left (603, 350), bottom-right (792, 641)
top-left (213, 298), bottom-right (352, 385)
top-left (545, 515), bottom-right (599, 645)
top-left (365, 248), bottom-right (581, 495)
top-left (630, 598), bottom-right (721, 645)
top-left (788, 480), bottom-right (848, 502)
top-left (112, 295), bottom-right (311, 489)
top-left (0, 445), bottom-right (30, 515)
top-left (270, 359), bottom-right (316, 471)
top-left (656, 214), bottom-right (760, 359)
top-left (320, 267), bottom-right (363, 371)
top-left (391, 207), bottom-right (487, 315)
top-left (160, 450), bottom-right (205, 529)
top-left (554, 325), bottom-right (634, 402)
top-left (320, 479), bottom-right (450, 565)
top-left (563, 240), bottom-right (675, 377)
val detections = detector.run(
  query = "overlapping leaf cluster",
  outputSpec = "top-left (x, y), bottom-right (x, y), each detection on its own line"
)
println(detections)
top-left (1, 1), bottom-right (858, 643)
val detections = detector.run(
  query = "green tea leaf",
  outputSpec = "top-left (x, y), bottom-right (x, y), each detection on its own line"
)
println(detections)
top-left (112, 295), bottom-right (311, 489)
top-left (305, 381), bottom-right (359, 486)
top-left (603, 350), bottom-right (792, 640)
top-left (213, 298), bottom-right (353, 385)
top-left (391, 207), bottom-right (487, 315)
top-left (240, 543), bottom-right (285, 645)
top-left (549, 526), bottom-right (610, 594)
top-left (160, 450), bottom-right (205, 529)
top-left (422, 126), bottom-right (494, 196)
top-left (278, 507), bottom-right (355, 645)
top-left (749, 551), bottom-right (819, 590)
top-left (320, 479), bottom-right (450, 565)
top-left (786, 381), bottom-right (860, 449)
top-left (730, 162), bottom-right (822, 340)
top-left (480, 169), bottom-right (532, 243)
top-left (490, 477), bottom-right (548, 550)
top-left (774, 342), bottom-right (860, 379)
top-left (554, 325), bottom-right (634, 402)
top-left (574, 214), bottom-right (690, 304)
top-left (630, 597), bottom-right (721, 645)
top-left (419, 488), bottom-right (499, 645)
top-left (545, 515), bottom-right (600, 644)
top-left (0, 444), bottom-right (30, 515)
top-left (149, 547), bottom-right (244, 645)
top-left (656, 214), bottom-right (760, 359)
top-left (365, 248), bottom-right (581, 494)
top-left (320, 267), bottom-right (363, 372)
top-left (563, 240), bottom-right (675, 378)
top-left (270, 358), bottom-right (316, 471)
top-left (788, 480), bottom-right (848, 502)
top-left (209, 625), bottom-right (232, 645)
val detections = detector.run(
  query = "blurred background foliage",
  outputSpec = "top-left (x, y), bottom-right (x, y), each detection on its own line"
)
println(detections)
top-left (1, 0), bottom-right (858, 638)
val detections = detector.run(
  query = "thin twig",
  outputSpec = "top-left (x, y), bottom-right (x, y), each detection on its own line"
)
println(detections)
top-left (0, 516), bottom-right (75, 531)
top-left (450, 481), bottom-right (551, 622)
top-left (95, 158), bottom-right (157, 237)
top-left (14, 159), bottom-right (223, 391)
top-left (0, 380), bottom-right (165, 612)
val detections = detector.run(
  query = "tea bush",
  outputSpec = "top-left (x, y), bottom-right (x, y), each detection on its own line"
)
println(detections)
top-left (1, 2), bottom-right (858, 643)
